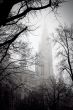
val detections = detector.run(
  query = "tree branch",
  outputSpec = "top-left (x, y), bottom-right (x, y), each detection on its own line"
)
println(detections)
top-left (2, 0), bottom-right (51, 26)
top-left (0, 26), bottom-right (27, 47)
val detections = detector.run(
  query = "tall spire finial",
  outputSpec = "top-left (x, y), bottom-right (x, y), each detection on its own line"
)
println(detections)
top-left (36, 19), bottom-right (53, 79)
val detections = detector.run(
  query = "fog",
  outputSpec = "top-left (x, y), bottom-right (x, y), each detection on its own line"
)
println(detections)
top-left (0, 1), bottom-right (73, 110)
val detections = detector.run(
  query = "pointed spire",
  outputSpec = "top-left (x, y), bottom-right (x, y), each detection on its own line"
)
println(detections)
top-left (36, 19), bottom-right (53, 79)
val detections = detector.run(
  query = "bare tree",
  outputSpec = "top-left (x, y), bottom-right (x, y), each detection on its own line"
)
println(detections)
top-left (0, 0), bottom-right (66, 65)
top-left (0, 1), bottom-right (68, 109)
top-left (0, 0), bottom-right (65, 26)
top-left (0, 0), bottom-right (65, 51)
top-left (53, 25), bottom-right (73, 81)
top-left (45, 76), bottom-right (73, 110)
top-left (16, 76), bottom-right (73, 110)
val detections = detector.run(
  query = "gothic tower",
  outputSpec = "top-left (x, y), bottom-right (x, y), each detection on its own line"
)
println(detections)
top-left (35, 21), bottom-right (53, 79)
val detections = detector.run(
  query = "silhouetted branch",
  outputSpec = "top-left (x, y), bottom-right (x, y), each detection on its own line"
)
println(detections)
top-left (0, 27), bottom-right (27, 47)
top-left (0, 0), bottom-right (65, 26)
top-left (54, 25), bottom-right (73, 81)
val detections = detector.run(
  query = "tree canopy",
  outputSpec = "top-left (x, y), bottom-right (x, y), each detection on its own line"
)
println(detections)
top-left (0, 0), bottom-right (64, 26)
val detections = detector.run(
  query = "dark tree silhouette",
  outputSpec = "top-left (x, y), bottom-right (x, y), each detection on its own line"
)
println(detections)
top-left (0, 0), bottom-right (66, 64)
top-left (16, 76), bottom-right (73, 110)
top-left (0, 0), bottom-right (65, 26)
top-left (0, 1), bottom-right (68, 110)
top-left (0, 0), bottom-right (65, 49)
top-left (53, 25), bottom-right (73, 82)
